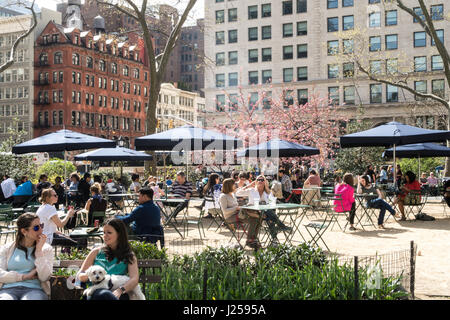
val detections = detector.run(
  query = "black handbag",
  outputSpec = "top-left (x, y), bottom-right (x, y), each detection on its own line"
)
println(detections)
top-left (64, 211), bottom-right (78, 230)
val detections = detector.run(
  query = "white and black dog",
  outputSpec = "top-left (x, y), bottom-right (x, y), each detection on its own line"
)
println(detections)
top-left (83, 265), bottom-right (145, 300)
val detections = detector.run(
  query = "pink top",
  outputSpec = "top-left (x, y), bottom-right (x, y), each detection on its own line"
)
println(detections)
top-left (305, 175), bottom-right (321, 186)
top-left (333, 183), bottom-right (355, 212)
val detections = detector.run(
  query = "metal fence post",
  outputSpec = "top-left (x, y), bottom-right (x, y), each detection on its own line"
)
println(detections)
top-left (354, 256), bottom-right (359, 300)
top-left (203, 267), bottom-right (208, 300)
top-left (410, 241), bottom-right (415, 300)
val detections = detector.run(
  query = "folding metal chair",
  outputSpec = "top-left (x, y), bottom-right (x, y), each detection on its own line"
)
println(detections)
top-left (182, 202), bottom-right (206, 240)
top-left (202, 196), bottom-right (223, 231)
top-left (275, 206), bottom-right (308, 245)
top-left (304, 211), bottom-right (332, 251)
top-left (403, 190), bottom-right (427, 220)
top-left (215, 208), bottom-right (253, 249)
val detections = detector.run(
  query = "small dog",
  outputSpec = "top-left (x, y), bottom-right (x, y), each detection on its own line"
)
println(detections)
top-left (83, 265), bottom-right (145, 300)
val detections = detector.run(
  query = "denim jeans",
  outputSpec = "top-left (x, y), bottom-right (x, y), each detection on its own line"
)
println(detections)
top-left (87, 289), bottom-right (130, 300)
top-left (0, 286), bottom-right (48, 300)
top-left (367, 198), bottom-right (396, 225)
top-left (263, 209), bottom-right (287, 239)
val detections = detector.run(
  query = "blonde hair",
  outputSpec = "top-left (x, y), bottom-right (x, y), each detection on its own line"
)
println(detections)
top-left (222, 178), bottom-right (236, 194)
top-left (39, 188), bottom-right (54, 204)
top-left (255, 175), bottom-right (270, 194)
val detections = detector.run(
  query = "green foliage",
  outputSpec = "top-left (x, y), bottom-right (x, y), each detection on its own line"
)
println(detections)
top-left (144, 245), bottom-right (406, 300)
top-left (53, 268), bottom-right (78, 277)
top-left (35, 158), bottom-right (76, 182)
top-left (129, 240), bottom-right (168, 261)
top-left (334, 120), bottom-right (385, 175)
top-left (57, 248), bottom-right (90, 261)
top-left (398, 157), bottom-right (444, 177)
top-left (0, 120), bottom-right (36, 181)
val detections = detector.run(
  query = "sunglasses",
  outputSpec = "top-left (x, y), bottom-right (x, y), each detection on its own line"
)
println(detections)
top-left (31, 224), bottom-right (44, 232)
top-left (257, 179), bottom-right (265, 182)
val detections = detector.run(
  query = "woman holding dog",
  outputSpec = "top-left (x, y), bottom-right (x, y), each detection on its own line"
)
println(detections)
top-left (0, 213), bottom-right (53, 300)
top-left (77, 218), bottom-right (141, 300)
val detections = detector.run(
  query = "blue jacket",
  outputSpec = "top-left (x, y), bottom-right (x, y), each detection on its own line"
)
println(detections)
top-left (13, 180), bottom-right (33, 196)
top-left (116, 200), bottom-right (161, 235)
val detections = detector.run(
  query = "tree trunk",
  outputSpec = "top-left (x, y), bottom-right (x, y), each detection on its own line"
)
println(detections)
top-left (144, 82), bottom-right (161, 176)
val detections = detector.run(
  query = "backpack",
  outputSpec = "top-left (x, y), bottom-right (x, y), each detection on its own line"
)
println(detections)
top-left (415, 213), bottom-right (435, 221)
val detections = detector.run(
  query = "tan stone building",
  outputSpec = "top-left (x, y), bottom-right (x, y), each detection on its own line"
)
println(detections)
top-left (204, 0), bottom-right (449, 129)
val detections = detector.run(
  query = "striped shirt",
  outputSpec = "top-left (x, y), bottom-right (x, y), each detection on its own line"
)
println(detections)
top-left (171, 180), bottom-right (193, 198)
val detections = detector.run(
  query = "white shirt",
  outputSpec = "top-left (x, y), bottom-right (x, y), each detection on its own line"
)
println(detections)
top-left (36, 204), bottom-right (58, 244)
top-left (1, 178), bottom-right (16, 199)
top-left (130, 181), bottom-right (141, 193)
top-left (235, 188), bottom-right (270, 205)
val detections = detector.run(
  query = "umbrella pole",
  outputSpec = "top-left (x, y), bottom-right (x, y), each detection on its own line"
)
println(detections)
top-left (64, 150), bottom-right (68, 206)
top-left (393, 144), bottom-right (396, 189)
top-left (163, 152), bottom-right (167, 181)
top-left (418, 155), bottom-right (421, 178)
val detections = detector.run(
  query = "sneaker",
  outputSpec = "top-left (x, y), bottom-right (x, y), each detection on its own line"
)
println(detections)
top-left (349, 226), bottom-right (357, 231)
top-left (203, 213), bottom-right (214, 219)
top-left (246, 240), bottom-right (262, 250)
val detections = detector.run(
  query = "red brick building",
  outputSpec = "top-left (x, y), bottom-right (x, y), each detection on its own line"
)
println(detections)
top-left (33, 21), bottom-right (151, 148)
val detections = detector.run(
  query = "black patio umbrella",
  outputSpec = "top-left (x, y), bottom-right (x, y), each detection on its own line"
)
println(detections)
top-left (340, 122), bottom-right (450, 181)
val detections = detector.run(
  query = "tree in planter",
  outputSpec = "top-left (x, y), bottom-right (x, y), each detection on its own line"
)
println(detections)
top-left (334, 119), bottom-right (386, 176)
top-left (35, 159), bottom-right (76, 183)
top-left (95, 0), bottom-right (198, 175)
top-left (398, 157), bottom-right (444, 178)
top-left (333, 0), bottom-right (450, 175)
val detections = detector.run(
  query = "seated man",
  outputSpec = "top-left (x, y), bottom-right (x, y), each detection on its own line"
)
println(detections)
top-left (12, 176), bottom-right (34, 207)
top-left (36, 174), bottom-right (52, 197)
top-left (115, 187), bottom-right (163, 246)
top-left (162, 171), bottom-right (193, 220)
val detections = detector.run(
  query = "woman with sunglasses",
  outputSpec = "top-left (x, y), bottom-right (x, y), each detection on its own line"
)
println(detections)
top-left (236, 175), bottom-right (291, 244)
top-left (0, 213), bottom-right (53, 300)
top-left (36, 188), bottom-right (76, 245)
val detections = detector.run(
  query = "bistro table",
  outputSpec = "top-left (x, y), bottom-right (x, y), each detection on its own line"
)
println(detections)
top-left (354, 194), bottom-right (379, 229)
top-left (70, 226), bottom-right (104, 245)
top-left (240, 202), bottom-right (308, 246)
top-left (105, 193), bottom-right (139, 214)
top-left (156, 197), bottom-right (188, 239)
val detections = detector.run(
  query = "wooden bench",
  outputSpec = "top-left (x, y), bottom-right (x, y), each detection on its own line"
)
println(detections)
top-left (52, 259), bottom-right (162, 299)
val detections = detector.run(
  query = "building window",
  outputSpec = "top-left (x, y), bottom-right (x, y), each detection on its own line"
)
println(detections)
top-left (297, 44), bottom-right (307, 58)
top-left (249, 92), bottom-right (258, 110)
top-left (54, 52), bottom-right (63, 64)
top-left (370, 84), bottom-right (382, 103)
top-left (432, 79), bottom-right (445, 98)
top-left (248, 49), bottom-right (258, 63)
top-left (283, 23), bottom-right (293, 37)
top-left (72, 53), bottom-right (79, 65)
top-left (298, 89), bottom-right (308, 104)
top-left (386, 84), bottom-right (398, 102)
top-left (431, 4), bottom-right (444, 21)
top-left (327, 17), bottom-right (339, 32)
top-left (431, 30), bottom-right (444, 46)
top-left (228, 51), bottom-right (238, 64)
top-left (215, 10), bottom-right (224, 24)
top-left (343, 39), bottom-right (354, 54)
top-left (414, 56), bottom-right (427, 72)
top-left (99, 60), bottom-right (105, 71)
top-left (262, 48), bottom-right (272, 62)
top-left (414, 32), bottom-right (426, 47)
top-left (343, 62), bottom-right (354, 78)
top-left (369, 12), bottom-right (381, 28)
top-left (344, 86), bottom-right (355, 105)
top-left (248, 5), bottom-right (257, 19)
top-left (369, 0), bottom-right (380, 3)
top-left (123, 66), bottom-right (129, 76)
top-left (297, 66), bottom-right (307, 81)
top-left (369, 36), bottom-right (381, 51)
top-left (386, 10), bottom-right (397, 26)
top-left (248, 28), bottom-right (258, 41)
top-left (262, 4), bottom-right (271, 17)
top-left (216, 52), bottom-right (225, 66)
top-left (328, 64), bottom-right (339, 79)
top-left (86, 56), bottom-right (93, 68)
top-left (283, 68), bottom-right (293, 82)
top-left (413, 7), bottom-right (425, 23)
top-left (262, 91), bottom-right (272, 109)
top-left (249, 71), bottom-right (258, 85)
top-left (327, 0), bottom-right (338, 9)
top-left (262, 70), bottom-right (272, 84)
top-left (343, 0), bottom-right (354, 7)
top-left (228, 30), bottom-right (238, 43)
top-left (297, 0), bottom-right (307, 13)
top-left (328, 87), bottom-right (339, 105)
top-left (111, 62), bottom-right (117, 74)
top-left (283, 1), bottom-right (293, 15)
top-left (216, 31), bottom-right (225, 45)
top-left (414, 80), bottom-right (427, 101)
top-left (216, 74), bottom-right (225, 87)
top-left (327, 40), bottom-right (339, 55)
top-left (228, 72), bottom-right (238, 86)
top-left (343, 15), bottom-right (354, 30)
top-left (370, 60), bottom-right (382, 75)
top-left (284, 90), bottom-right (294, 107)
top-left (297, 21), bottom-right (307, 36)
top-left (431, 55), bottom-right (444, 71)
top-left (385, 34), bottom-right (398, 50)
top-left (283, 45), bottom-right (293, 59)
top-left (386, 58), bottom-right (398, 74)
top-left (262, 26), bottom-right (271, 40)
top-left (228, 8), bottom-right (237, 22)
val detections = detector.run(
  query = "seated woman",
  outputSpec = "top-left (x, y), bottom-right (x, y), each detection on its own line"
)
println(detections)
top-left (0, 213), bottom-right (53, 300)
top-left (202, 173), bottom-right (222, 219)
top-left (333, 173), bottom-right (357, 231)
top-left (129, 174), bottom-right (141, 194)
top-left (76, 218), bottom-right (141, 300)
top-left (357, 175), bottom-right (396, 229)
top-left (67, 173), bottom-right (81, 207)
top-left (82, 183), bottom-right (108, 226)
top-left (51, 177), bottom-right (65, 210)
top-left (235, 175), bottom-right (290, 244)
top-left (35, 188), bottom-right (79, 247)
top-left (301, 170), bottom-right (322, 206)
top-left (12, 176), bottom-right (34, 208)
top-left (393, 171), bottom-right (421, 221)
top-left (218, 178), bottom-right (262, 250)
